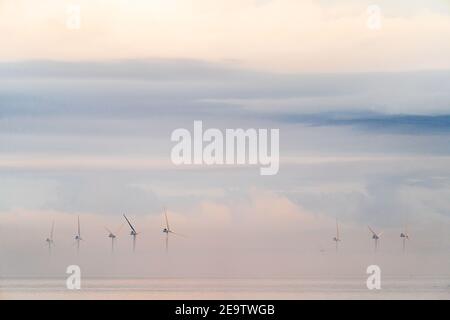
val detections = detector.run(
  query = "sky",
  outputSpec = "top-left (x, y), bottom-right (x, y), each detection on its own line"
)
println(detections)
top-left (0, 0), bottom-right (450, 278)
top-left (1, 0), bottom-right (450, 72)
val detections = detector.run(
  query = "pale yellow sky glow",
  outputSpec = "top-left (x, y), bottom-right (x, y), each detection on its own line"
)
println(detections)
top-left (1, 0), bottom-right (450, 72)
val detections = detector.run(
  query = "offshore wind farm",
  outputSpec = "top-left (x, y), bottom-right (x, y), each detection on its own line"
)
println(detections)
top-left (35, 212), bottom-right (419, 257)
top-left (0, 209), bottom-right (447, 300)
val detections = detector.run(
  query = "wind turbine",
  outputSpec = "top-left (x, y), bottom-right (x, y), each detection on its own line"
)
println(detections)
top-left (45, 221), bottom-right (55, 255)
top-left (162, 208), bottom-right (184, 253)
top-left (368, 226), bottom-right (382, 252)
top-left (105, 224), bottom-right (124, 253)
top-left (123, 214), bottom-right (138, 252)
top-left (74, 216), bottom-right (82, 254)
top-left (332, 219), bottom-right (341, 252)
top-left (400, 225), bottom-right (410, 252)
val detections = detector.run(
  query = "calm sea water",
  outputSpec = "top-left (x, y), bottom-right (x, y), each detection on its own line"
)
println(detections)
top-left (1, 277), bottom-right (449, 299)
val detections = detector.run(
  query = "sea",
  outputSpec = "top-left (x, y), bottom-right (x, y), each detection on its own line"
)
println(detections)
top-left (1, 276), bottom-right (449, 299)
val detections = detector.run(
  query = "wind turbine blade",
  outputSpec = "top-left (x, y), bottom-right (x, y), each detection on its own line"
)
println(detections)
top-left (378, 232), bottom-right (383, 237)
top-left (50, 221), bottom-right (54, 240)
top-left (336, 219), bottom-right (339, 239)
top-left (78, 216), bottom-right (81, 237)
top-left (105, 227), bottom-right (113, 235)
top-left (165, 208), bottom-right (170, 230)
top-left (171, 231), bottom-right (187, 238)
top-left (165, 232), bottom-right (169, 253)
top-left (368, 226), bottom-right (376, 236)
top-left (123, 214), bottom-right (136, 233)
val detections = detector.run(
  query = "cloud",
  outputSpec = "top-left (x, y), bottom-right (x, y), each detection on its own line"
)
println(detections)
top-left (0, 1), bottom-right (450, 72)
top-left (1, 62), bottom-right (449, 123)
top-left (1, 1), bottom-right (450, 282)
